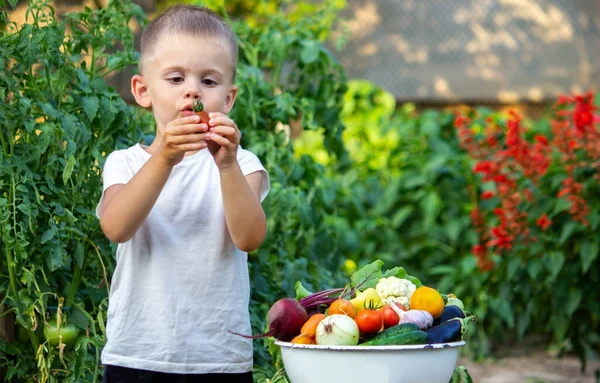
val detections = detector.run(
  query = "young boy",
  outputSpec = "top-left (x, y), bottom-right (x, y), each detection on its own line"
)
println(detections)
top-left (96, 5), bottom-right (269, 383)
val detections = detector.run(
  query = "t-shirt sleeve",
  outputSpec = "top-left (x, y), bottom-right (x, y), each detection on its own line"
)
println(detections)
top-left (95, 150), bottom-right (133, 218)
top-left (238, 149), bottom-right (270, 202)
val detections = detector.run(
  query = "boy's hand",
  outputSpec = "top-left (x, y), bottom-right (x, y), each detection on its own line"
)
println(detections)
top-left (157, 115), bottom-right (208, 166)
top-left (205, 113), bottom-right (241, 169)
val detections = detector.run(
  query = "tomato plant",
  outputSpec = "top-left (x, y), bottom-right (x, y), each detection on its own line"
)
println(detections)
top-left (0, 0), bottom-right (146, 381)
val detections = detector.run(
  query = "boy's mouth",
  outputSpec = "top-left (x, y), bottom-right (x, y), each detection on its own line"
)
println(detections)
top-left (181, 105), bottom-right (194, 116)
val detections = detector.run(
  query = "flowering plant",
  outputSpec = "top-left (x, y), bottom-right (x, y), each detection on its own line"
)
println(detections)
top-left (455, 93), bottom-right (599, 272)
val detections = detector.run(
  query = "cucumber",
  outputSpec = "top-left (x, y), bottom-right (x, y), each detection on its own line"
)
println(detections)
top-left (360, 330), bottom-right (429, 346)
top-left (358, 322), bottom-right (418, 345)
top-left (359, 322), bottom-right (419, 344)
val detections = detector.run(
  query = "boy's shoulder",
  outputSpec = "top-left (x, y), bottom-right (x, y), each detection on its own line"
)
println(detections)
top-left (105, 143), bottom-right (146, 161)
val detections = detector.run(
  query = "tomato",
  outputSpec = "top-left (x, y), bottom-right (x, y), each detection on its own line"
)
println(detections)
top-left (192, 99), bottom-right (218, 153)
top-left (192, 100), bottom-right (210, 125)
top-left (328, 299), bottom-right (356, 318)
top-left (354, 309), bottom-right (383, 335)
top-left (379, 304), bottom-right (400, 328)
top-left (44, 319), bottom-right (80, 347)
top-left (410, 286), bottom-right (445, 319)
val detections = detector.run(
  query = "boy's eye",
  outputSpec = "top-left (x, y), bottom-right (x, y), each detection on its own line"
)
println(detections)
top-left (168, 77), bottom-right (184, 84)
top-left (202, 79), bottom-right (217, 86)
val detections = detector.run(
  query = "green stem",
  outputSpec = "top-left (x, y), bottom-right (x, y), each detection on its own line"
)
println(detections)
top-left (44, 65), bottom-right (52, 96)
top-left (65, 261), bottom-right (82, 309)
top-left (0, 124), bottom-right (9, 155)
top-left (89, 42), bottom-right (96, 76)
top-left (27, 327), bottom-right (40, 351)
top-left (6, 174), bottom-right (19, 301)
top-left (85, 238), bottom-right (110, 298)
top-left (28, 70), bottom-right (48, 104)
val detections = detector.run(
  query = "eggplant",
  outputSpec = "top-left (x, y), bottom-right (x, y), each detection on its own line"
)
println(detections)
top-left (426, 315), bottom-right (476, 344)
top-left (432, 305), bottom-right (466, 326)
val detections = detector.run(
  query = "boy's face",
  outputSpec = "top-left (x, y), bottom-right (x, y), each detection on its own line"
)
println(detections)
top-left (132, 32), bottom-right (237, 130)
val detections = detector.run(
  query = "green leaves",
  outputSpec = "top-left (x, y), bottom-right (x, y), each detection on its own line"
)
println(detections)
top-left (82, 96), bottom-right (100, 121)
top-left (547, 251), bottom-right (565, 282)
top-left (350, 259), bottom-right (422, 290)
top-left (0, 0), bottom-right (145, 380)
top-left (300, 40), bottom-right (321, 64)
top-left (62, 155), bottom-right (76, 185)
top-left (579, 239), bottom-right (599, 274)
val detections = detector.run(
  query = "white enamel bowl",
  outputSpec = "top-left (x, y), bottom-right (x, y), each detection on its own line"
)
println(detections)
top-left (275, 340), bottom-right (465, 383)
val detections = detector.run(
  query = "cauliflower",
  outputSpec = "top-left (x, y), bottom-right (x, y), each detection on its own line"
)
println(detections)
top-left (375, 276), bottom-right (417, 307)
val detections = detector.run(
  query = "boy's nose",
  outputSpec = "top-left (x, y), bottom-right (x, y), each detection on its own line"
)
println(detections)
top-left (184, 90), bottom-right (201, 99)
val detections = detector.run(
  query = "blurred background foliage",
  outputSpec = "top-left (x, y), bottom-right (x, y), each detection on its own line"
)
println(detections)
top-left (1, 0), bottom-right (598, 381)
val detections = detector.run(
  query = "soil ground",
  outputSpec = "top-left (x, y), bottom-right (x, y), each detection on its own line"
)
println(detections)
top-left (458, 349), bottom-right (600, 383)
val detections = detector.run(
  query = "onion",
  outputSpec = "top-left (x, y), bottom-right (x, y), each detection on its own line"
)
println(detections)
top-left (315, 314), bottom-right (360, 346)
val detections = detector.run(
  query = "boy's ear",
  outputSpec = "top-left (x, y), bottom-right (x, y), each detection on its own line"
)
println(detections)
top-left (131, 74), bottom-right (152, 108)
top-left (223, 85), bottom-right (238, 114)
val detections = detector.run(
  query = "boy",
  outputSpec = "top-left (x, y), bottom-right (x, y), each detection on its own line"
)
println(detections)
top-left (96, 5), bottom-right (269, 383)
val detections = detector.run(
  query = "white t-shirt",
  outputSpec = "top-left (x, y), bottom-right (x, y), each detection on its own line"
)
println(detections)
top-left (96, 143), bottom-right (269, 374)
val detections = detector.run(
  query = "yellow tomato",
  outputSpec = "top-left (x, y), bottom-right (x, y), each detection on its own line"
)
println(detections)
top-left (409, 286), bottom-right (445, 319)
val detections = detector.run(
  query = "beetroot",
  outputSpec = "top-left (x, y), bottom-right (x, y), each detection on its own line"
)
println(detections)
top-left (229, 297), bottom-right (308, 341)
top-left (267, 298), bottom-right (308, 341)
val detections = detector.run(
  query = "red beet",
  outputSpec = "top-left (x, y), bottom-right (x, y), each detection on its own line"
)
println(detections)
top-left (230, 297), bottom-right (308, 341)
top-left (266, 298), bottom-right (308, 341)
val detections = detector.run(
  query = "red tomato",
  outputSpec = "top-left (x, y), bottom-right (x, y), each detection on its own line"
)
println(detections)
top-left (192, 100), bottom-right (219, 154)
top-left (192, 100), bottom-right (210, 125)
top-left (354, 309), bottom-right (383, 335)
top-left (379, 304), bottom-right (400, 328)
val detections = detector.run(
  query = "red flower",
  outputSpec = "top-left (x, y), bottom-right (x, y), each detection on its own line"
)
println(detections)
top-left (481, 190), bottom-right (495, 200)
top-left (534, 135), bottom-right (548, 146)
top-left (472, 245), bottom-right (486, 256)
top-left (573, 93), bottom-right (595, 133)
top-left (536, 214), bottom-right (552, 231)
top-left (487, 226), bottom-right (513, 250)
top-left (493, 208), bottom-right (505, 217)
top-left (473, 161), bottom-right (495, 174)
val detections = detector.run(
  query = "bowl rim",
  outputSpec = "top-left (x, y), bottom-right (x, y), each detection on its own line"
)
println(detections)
top-left (275, 340), bottom-right (466, 351)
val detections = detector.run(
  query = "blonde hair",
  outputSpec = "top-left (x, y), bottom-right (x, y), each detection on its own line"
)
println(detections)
top-left (139, 5), bottom-right (238, 80)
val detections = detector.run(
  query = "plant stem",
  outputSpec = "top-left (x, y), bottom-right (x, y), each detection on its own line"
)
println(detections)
top-left (6, 173), bottom-right (19, 300)
top-left (28, 327), bottom-right (40, 352)
top-left (65, 261), bottom-right (82, 309)
top-left (0, 125), bottom-right (9, 156)
top-left (86, 238), bottom-right (110, 297)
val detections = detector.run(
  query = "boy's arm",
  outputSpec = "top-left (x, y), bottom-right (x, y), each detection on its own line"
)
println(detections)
top-left (219, 164), bottom-right (267, 252)
top-left (99, 155), bottom-right (174, 243)
top-left (99, 115), bottom-right (208, 243)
